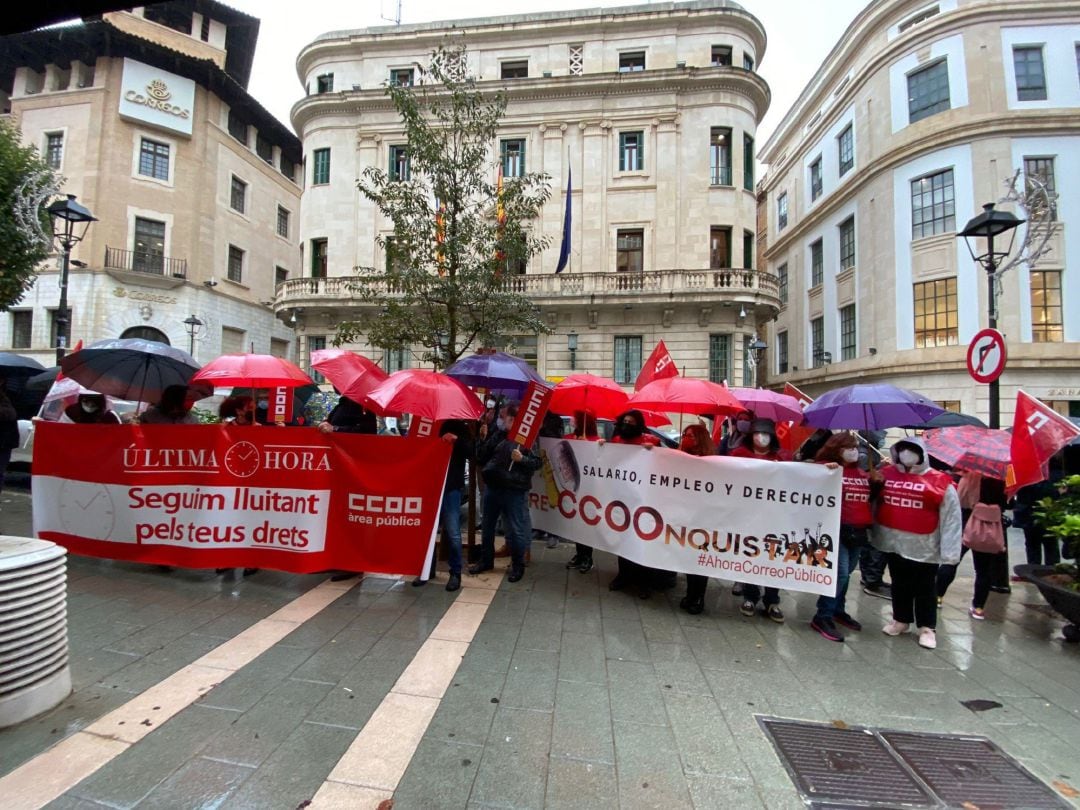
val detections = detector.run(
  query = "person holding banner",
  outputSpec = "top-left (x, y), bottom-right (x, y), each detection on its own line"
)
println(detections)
top-left (603, 410), bottom-right (664, 599)
top-left (64, 393), bottom-right (121, 425)
top-left (414, 419), bottom-right (473, 592)
top-left (809, 433), bottom-right (879, 642)
top-left (318, 395), bottom-right (377, 435)
top-left (565, 410), bottom-right (600, 574)
top-left (139, 385), bottom-right (199, 425)
top-left (678, 424), bottom-right (717, 615)
top-left (729, 418), bottom-right (790, 622)
top-left (471, 402), bottom-right (542, 583)
top-left (220, 396), bottom-right (257, 426)
top-left (872, 437), bottom-right (962, 650)
top-left (718, 409), bottom-right (754, 456)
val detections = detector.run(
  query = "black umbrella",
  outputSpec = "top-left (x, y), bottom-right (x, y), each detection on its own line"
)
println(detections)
top-left (25, 366), bottom-right (61, 392)
top-left (59, 338), bottom-right (202, 404)
top-left (900, 410), bottom-right (986, 430)
top-left (0, 352), bottom-right (46, 377)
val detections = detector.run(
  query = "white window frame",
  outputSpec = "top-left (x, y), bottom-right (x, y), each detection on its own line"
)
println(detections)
top-left (130, 129), bottom-right (176, 187)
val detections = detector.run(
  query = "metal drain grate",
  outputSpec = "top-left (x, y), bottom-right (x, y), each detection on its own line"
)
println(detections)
top-left (882, 731), bottom-right (1072, 810)
top-left (759, 718), bottom-right (935, 808)
top-left (759, 717), bottom-right (1072, 810)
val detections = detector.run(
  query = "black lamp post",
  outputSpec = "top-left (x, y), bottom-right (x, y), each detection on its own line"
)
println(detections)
top-left (958, 202), bottom-right (1024, 429)
top-left (47, 194), bottom-right (96, 365)
top-left (183, 315), bottom-right (204, 357)
top-left (567, 331), bottom-right (578, 370)
top-left (749, 337), bottom-right (767, 387)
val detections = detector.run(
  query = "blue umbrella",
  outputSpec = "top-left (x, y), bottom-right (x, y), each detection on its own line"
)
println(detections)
top-left (0, 352), bottom-right (46, 377)
top-left (444, 351), bottom-right (546, 392)
top-left (802, 383), bottom-right (945, 430)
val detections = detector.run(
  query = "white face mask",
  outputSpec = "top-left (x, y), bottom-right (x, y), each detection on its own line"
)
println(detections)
top-left (81, 401), bottom-right (99, 413)
top-left (898, 449), bottom-right (920, 468)
top-left (841, 448), bottom-right (860, 464)
top-left (753, 433), bottom-right (771, 449)
top-left (495, 417), bottom-right (506, 430)
top-left (486, 399), bottom-right (496, 409)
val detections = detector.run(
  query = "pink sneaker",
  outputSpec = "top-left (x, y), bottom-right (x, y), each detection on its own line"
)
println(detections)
top-left (918, 627), bottom-right (937, 649)
top-left (882, 620), bottom-right (910, 636)
top-left (969, 606), bottom-right (986, 620)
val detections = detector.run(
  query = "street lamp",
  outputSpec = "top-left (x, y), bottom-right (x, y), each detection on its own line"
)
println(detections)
top-left (47, 194), bottom-right (96, 365)
top-left (958, 202), bottom-right (1025, 429)
top-left (749, 337), bottom-right (767, 387)
top-left (567, 331), bottom-right (578, 370)
top-left (183, 315), bottom-right (204, 357)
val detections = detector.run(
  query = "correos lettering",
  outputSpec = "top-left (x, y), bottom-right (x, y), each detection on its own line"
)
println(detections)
top-left (125, 78), bottom-right (190, 119)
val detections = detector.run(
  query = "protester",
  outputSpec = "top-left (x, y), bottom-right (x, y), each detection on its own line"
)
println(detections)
top-left (0, 377), bottom-right (17, 497)
top-left (603, 409), bottom-right (663, 599)
top-left (140, 385), bottom-right (200, 424)
top-left (470, 402), bottom-right (541, 583)
top-left (535, 412), bottom-right (567, 549)
top-left (718, 408), bottom-right (754, 456)
top-left (810, 433), bottom-right (879, 641)
top-left (795, 428), bottom-right (833, 462)
top-left (414, 419), bottom-right (473, 592)
top-left (936, 472), bottom-right (1007, 619)
top-left (565, 410), bottom-right (600, 574)
top-left (220, 395), bottom-right (257, 426)
top-left (63, 393), bottom-right (121, 425)
top-left (318, 395), bottom-right (378, 435)
top-left (872, 437), bottom-right (962, 649)
top-left (729, 418), bottom-right (789, 621)
top-left (678, 424), bottom-right (717, 615)
top-left (1012, 476), bottom-right (1060, 566)
top-left (856, 430), bottom-right (893, 600)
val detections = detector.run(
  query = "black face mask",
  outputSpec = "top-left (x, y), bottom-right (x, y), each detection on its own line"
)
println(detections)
top-left (619, 421), bottom-right (644, 439)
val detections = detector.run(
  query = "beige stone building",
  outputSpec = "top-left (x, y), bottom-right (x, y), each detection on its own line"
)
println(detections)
top-left (759, 0), bottom-right (1080, 422)
top-left (282, 0), bottom-right (779, 386)
top-left (0, 1), bottom-right (300, 365)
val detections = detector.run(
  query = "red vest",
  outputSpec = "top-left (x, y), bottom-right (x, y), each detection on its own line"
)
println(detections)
top-left (838, 465), bottom-right (873, 527)
top-left (876, 465), bottom-right (953, 534)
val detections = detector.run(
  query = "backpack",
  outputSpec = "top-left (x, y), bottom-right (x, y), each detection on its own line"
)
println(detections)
top-left (962, 502), bottom-right (1005, 553)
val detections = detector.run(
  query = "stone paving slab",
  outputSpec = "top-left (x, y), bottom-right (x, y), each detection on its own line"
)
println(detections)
top-left (3, 487), bottom-right (1080, 809)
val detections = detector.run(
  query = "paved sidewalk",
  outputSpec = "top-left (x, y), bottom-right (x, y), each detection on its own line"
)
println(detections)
top-left (1, 486), bottom-right (1079, 808)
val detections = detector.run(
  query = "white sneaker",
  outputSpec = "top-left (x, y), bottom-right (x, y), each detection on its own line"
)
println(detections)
top-left (882, 620), bottom-right (910, 636)
top-left (918, 627), bottom-right (937, 649)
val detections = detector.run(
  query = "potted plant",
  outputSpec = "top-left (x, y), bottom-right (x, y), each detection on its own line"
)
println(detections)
top-left (1015, 474), bottom-right (1080, 642)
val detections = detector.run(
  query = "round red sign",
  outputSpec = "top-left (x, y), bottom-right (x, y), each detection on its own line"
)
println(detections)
top-left (966, 328), bottom-right (1007, 384)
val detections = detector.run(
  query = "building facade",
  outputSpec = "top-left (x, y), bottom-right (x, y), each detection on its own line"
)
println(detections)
top-left (759, 0), bottom-right (1080, 421)
top-left (282, 0), bottom-right (778, 385)
top-left (0, 1), bottom-right (300, 365)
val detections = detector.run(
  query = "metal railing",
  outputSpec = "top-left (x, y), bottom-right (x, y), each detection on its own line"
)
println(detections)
top-left (277, 268), bottom-right (780, 304)
top-left (104, 246), bottom-right (187, 278)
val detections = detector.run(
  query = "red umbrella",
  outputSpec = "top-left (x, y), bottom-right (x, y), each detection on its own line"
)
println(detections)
top-left (311, 349), bottom-right (388, 400)
top-left (728, 387), bottom-right (804, 423)
top-left (628, 377), bottom-right (743, 416)
top-left (191, 354), bottom-right (312, 389)
top-left (365, 369), bottom-right (484, 421)
top-left (549, 374), bottom-right (629, 419)
top-left (924, 426), bottom-right (1012, 479)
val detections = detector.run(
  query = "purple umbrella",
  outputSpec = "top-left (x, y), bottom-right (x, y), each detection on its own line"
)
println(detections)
top-left (802, 383), bottom-right (945, 430)
top-left (444, 351), bottom-right (546, 392)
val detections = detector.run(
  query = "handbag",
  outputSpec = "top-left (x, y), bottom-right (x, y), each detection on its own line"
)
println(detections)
top-left (962, 502), bottom-right (1005, 553)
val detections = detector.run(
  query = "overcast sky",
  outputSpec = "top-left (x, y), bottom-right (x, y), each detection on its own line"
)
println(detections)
top-left (227, 0), bottom-right (869, 151)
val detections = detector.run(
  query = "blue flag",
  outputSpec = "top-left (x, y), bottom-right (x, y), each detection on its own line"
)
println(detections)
top-left (555, 167), bottom-right (572, 273)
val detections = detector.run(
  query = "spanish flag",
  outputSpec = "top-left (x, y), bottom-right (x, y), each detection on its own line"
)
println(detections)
top-left (494, 168), bottom-right (506, 276)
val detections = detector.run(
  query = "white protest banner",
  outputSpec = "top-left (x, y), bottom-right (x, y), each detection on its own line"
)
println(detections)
top-left (530, 439), bottom-right (842, 596)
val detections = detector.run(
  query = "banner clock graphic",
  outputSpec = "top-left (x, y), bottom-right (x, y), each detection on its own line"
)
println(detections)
top-left (224, 440), bottom-right (260, 478)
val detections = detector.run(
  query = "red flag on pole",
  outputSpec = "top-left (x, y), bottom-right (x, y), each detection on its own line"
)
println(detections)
top-left (634, 340), bottom-right (678, 391)
top-left (776, 382), bottom-right (816, 454)
top-left (1008, 390), bottom-right (1080, 492)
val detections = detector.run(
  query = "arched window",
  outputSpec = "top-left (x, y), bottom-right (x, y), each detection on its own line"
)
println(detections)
top-left (120, 326), bottom-right (170, 345)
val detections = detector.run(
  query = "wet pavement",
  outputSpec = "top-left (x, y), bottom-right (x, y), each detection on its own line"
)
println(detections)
top-left (1, 482), bottom-right (1078, 809)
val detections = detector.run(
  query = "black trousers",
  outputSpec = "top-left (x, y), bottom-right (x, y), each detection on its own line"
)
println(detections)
top-left (887, 553), bottom-right (938, 629)
top-left (574, 543), bottom-right (593, 562)
top-left (935, 545), bottom-right (998, 609)
top-left (1023, 526), bottom-right (1060, 566)
top-left (685, 574), bottom-right (707, 602)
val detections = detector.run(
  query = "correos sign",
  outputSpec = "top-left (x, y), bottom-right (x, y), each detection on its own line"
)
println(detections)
top-left (119, 58), bottom-right (195, 136)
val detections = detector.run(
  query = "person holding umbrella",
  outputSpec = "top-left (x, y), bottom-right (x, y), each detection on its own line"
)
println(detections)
top-left (872, 437), bottom-right (962, 649)
top-left (413, 419), bottom-right (473, 592)
top-left (678, 424), bottom-right (717, 614)
top-left (0, 375), bottom-right (18, 496)
top-left (64, 393), bottom-right (121, 425)
top-left (140, 385), bottom-right (199, 425)
top-left (565, 410), bottom-right (600, 574)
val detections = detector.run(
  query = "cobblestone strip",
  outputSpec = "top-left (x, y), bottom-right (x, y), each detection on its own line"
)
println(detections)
top-left (0, 576), bottom-right (359, 810)
top-left (309, 568), bottom-right (506, 808)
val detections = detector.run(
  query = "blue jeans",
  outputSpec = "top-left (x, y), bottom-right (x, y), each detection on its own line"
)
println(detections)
top-left (480, 486), bottom-right (529, 568)
top-left (815, 543), bottom-right (859, 621)
top-left (441, 488), bottom-right (463, 576)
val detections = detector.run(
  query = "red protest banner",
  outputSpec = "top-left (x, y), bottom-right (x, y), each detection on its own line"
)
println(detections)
top-left (509, 381), bottom-right (554, 449)
top-left (409, 416), bottom-right (440, 438)
top-left (32, 424), bottom-right (450, 576)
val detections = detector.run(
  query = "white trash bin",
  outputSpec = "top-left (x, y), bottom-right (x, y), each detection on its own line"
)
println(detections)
top-left (0, 536), bottom-right (71, 728)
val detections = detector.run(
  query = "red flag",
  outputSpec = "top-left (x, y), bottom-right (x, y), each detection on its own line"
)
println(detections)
top-left (777, 382), bottom-right (816, 454)
top-left (508, 381), bottom-right (554, 450)
top-left (634, 340), bottom-right (678, 391)
top-left (1008, 391), bottom-right (1080, 491)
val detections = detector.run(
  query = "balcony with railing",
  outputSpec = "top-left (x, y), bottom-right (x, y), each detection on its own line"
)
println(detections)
top-left (104, 246), bottom-right (187, 278)
top-left (275, 268), bottom-right (781, 312)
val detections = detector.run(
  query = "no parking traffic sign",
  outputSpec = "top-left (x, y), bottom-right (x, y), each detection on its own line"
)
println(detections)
top-left (966, 328), bottom-right (1007, 384)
